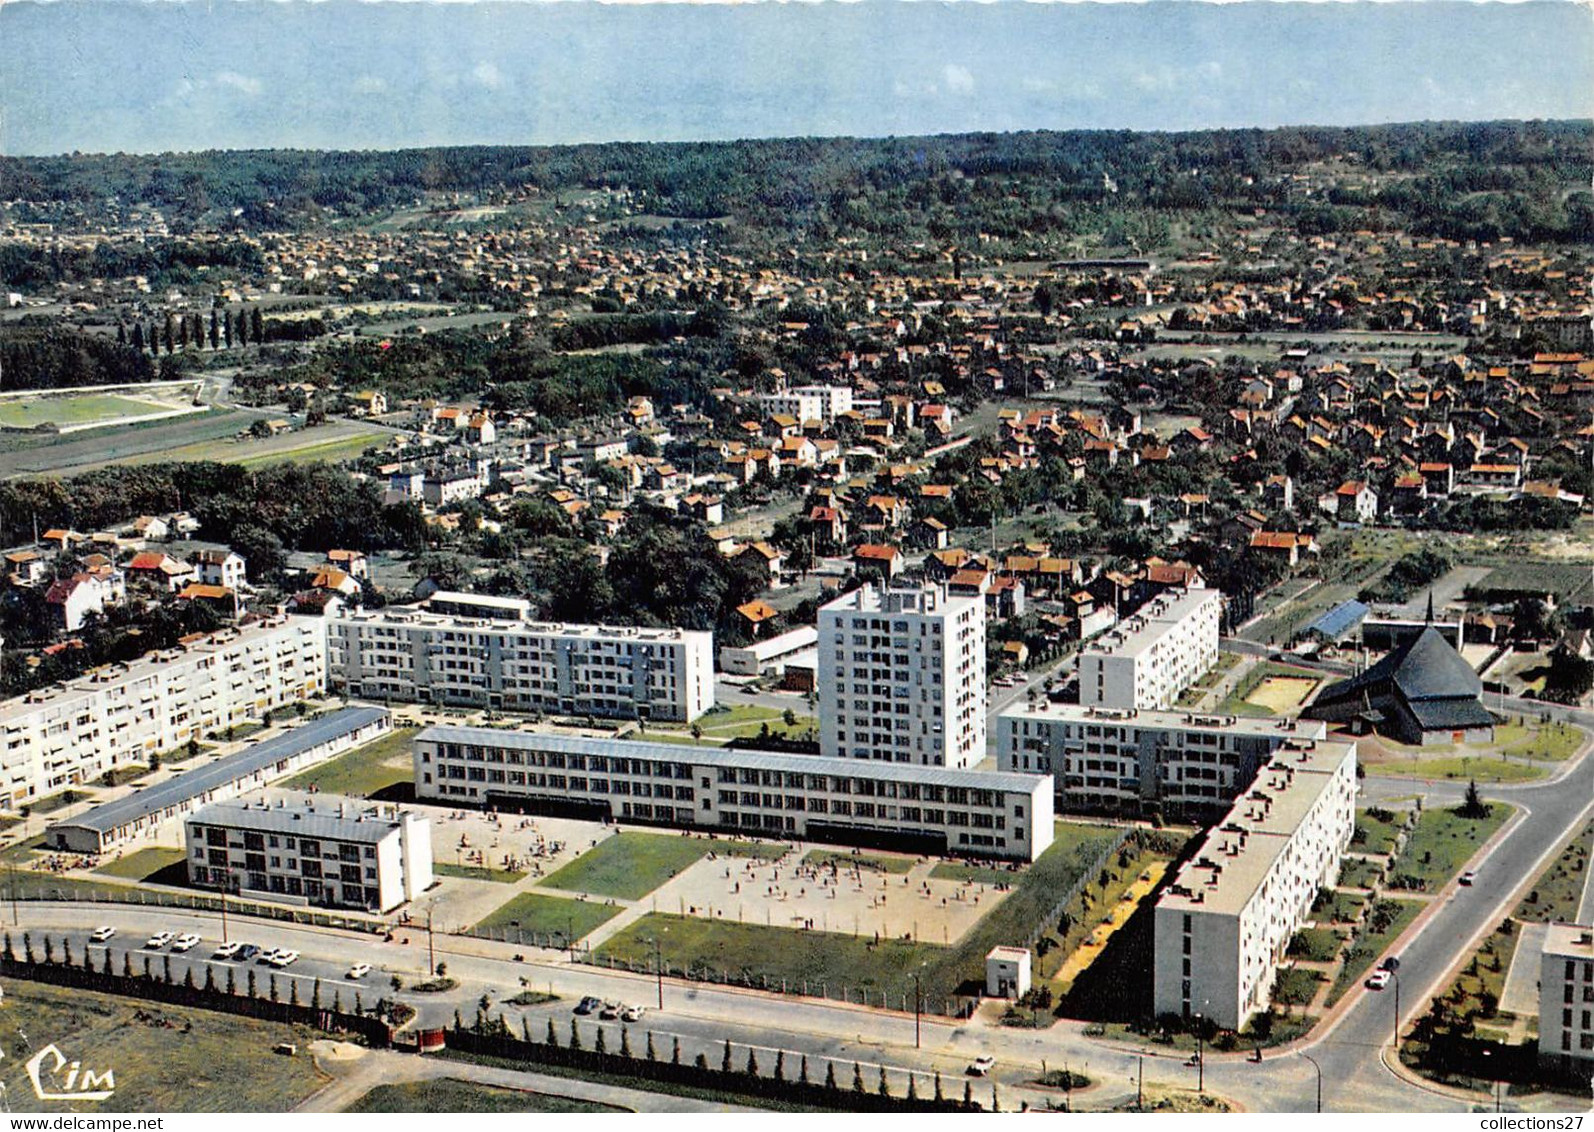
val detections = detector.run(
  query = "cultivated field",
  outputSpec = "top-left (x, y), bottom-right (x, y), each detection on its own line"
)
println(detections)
top-left (0, 393), bottom-right (176, 431)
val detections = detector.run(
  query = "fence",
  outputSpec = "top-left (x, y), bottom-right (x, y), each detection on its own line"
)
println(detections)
top-left (1025, 827), bottom-right (1133, 956)
top-left (445, 1023), bottom-right (981, 1111)
top-left (1, 882), bottom-right (384, 935)
top-left (0, 949), bottom-right (393, 1046)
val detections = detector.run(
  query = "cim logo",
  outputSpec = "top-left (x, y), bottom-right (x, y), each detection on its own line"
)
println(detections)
top-left (24, 1045), bottom-right (115, 1102)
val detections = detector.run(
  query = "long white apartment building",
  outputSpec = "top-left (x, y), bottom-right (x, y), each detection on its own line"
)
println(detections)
top-left (1540, 923), bottom-right (1594, 1073)
top-left (0, 614), bottom-right (327, 808)
top-left (326, 606), bottom-right (714, 721)
top-left (1152, 737), bottom-right (1357, 1030)
top-left (1079, 587), bottom-right (1221, 710)
top-left (761, 384), bottom-right (853, 426)
top-left (413, 725), bottom-right (1053, 861)
top-left (818, 582), bottom-right (985, 768)
top-left (996, 703), bottom-right (1330, 820)
top-left (185, 792), bottom-right (432, 913)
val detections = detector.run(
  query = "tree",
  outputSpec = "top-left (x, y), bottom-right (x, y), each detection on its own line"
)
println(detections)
top-left (722, 1039), bottom-right (733, 1072)
top-left (251, 308), bottom-right (264, 343)
top-left (852, 1062), bottom-right (865, 1093)
top-left (210, 310), bottom-right (221, 350)
top-left (546, 1017), bottom-right (559, 1046)
top-left (1459, 779), bottom-right (1491, 820)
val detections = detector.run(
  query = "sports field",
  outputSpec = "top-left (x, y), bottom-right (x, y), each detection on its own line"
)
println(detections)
top-left (0, 393), bottom-right (172, 430)
top-left (1245, 675), bottom-right (1320, 714)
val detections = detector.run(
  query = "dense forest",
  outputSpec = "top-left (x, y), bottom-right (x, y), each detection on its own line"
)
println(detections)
top-left (3, 121), bottom-right (1590, 247)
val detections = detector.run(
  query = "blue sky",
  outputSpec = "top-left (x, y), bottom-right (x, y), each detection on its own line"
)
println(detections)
top-left (1, 1), bottom-right (1590, 154)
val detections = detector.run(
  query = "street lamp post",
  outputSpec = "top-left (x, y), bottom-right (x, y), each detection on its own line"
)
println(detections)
top-left (1391, 971), bottom-right (1401, 1052)
top-left (652, 935), bottom-right (663, 1010)
top-left (911, 969), bottom-right (923, 1049)
top-left (1194, 1012), bottom-right (1205, 1094)
top-left (1299, 1051), bottom-right (1323, 1113)
top-left (1136, 1049), bottom-right (1146, 1110)
top-left (427, 908), bottom-right (436, 976)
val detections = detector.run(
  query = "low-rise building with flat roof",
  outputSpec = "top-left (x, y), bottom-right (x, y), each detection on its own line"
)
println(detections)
top-left (47, 706), bottom-right (391, 855)
top-left (185, 791), bottom-right (431, 913)
top-left (413, 725), bottom-right (1053, 862)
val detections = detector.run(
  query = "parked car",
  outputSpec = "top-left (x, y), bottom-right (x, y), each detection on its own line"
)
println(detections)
top-left (171, 933), bottom-right (201, 953)
top-left (347, 963), bottom-right (372, 980)
top-left (967, 1056), bottom-right (996, 1077)
top-left (1365, 970), bottom-right (1393, 991)
top-left (621, 1005), bottom-right (646, 1022)
top-left (89, 926), bottom-right (116, 943)
top-left (212, 941), bottom-right (242, 959)
top-left (269, 950), bottom-right (300, 968)
top-left (256, 948), bottom-right (283, 965)
top-left (144, 930), bottom-right (175, 949)
top-left (235, 944), bottom-right (261, 962)
top-left (1459, 870), bottom-right (1477, 886)
top-left (574, 996), bottom-right (602, 1016)
top-left (599, 1002), bottom-right (622, 1020)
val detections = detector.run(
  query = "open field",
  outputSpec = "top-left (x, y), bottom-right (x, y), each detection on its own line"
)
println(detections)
top-left (0, 408), bottom-right (256, 478)
top-left (347, 1078), bottom-right (624, 1114)
top-left (0, 979), bottom-right (328, 1112)
top-left (1389, 803), bottom-right (1514, 892)
top-left (1353, 807), bottom-right (1407, 856)
top-left (96, 846), bottom-right (187, 883)
top-left (0, 393), bottom-right (176, 430)
top-left (540, 832), bottom-right (785, 901)
top-left (597, 911), bottom-right (944, 1001)
top-left (1245, 675), bottom-right (1319, 714)
top-left (475, 891), bottom-right (623, 938)
top-left (1369, 755), bottom-right (1544, 784)
top-left (433, 862), bottom-right (527, 884)
top-left (136, 422), bottom-right (390, 470)
top-left (283, 727), bottom-right (417, 799)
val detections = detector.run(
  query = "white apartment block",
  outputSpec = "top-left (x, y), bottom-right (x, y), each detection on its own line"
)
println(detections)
top-left (818, 582), bottom-right (985, 769)
top-left (0, 614), bottom-right (327, 807)
top-left (186, 792), bottom-right (432, 913)
top-left (1079, 587), bottom-right (1221, 710)
top-left (1540, 923), bottom-right (1594, 1073)
top-left (1153, 738), bottom-right (1357, 1030)
top-left (413, 726), bottom-right (1054, 861)
top-left (997, 704), bottom-right (1330, 820)
top-left (762, 384), bottom-right (853, 426)
top-left (326, 607), bottom-right (714, 722)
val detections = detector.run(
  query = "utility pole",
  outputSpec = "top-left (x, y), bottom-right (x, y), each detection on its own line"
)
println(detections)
top-left (653, 935), bottom-right (663, 1010)
top-left (427, 908), bottom-right (436, 976)
top-left (219, 868), bottom-right (229, 944)
top-left (912, 969), bottom-right (922, 1049)
top-left (1136, 1050), bottom-right (1144, 1110)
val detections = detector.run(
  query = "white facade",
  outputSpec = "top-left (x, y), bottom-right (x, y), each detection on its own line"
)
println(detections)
top-left (413, 726), bottom-right (1054, 862)
top-left (327, 608), bottom-right (714, 721)
top-left (1079, 587), bottom-right (1221, 710)
top-left (997, 704), bottom-right (1329, 819)
top-left (818, 583), bottom-right (985, 769)
top-left (1540, 923), bottom-right (1594, 1072)
top-left (0, 615), bottom-right (327, 807)
top-left (1152, 739), bottom-right (1357, 1030)
top-left (186, 793), bottom-right (432, 913)
top-left (762, 385), bottom-right (853, 426)
top-left (719, 626), bottom-right (820, 677)
top-left (986, 946), bottom-right (1033, 999)
top-left (195, 550), bottom-right (248, 590)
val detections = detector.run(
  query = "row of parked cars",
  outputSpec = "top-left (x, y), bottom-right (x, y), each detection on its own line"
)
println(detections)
top-left (574, 996), bottom-right (646, 1022)
top-left (86, 926), bottom-right (372, 978)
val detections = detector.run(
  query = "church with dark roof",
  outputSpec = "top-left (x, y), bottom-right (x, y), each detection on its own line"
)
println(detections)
top-left (1304, 626), bottom-right (1497, 746)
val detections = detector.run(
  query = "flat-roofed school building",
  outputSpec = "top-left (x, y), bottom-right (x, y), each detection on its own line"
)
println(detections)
top-left (46, 706), bottom-right (392, 855)
top-left (185, 791), bottom-right (431, 913)
top-left (412, 725), bottom-right (1054, 861)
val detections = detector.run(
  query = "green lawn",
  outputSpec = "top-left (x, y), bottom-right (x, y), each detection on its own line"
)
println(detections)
top-left (348, 1078), bottom-right (623, 1113)
top-left (1515, 818), bottom-right (1593, 923)
top-left (1273, 965), bottom-right (1327, 1011)
top-left (1371, 755), bottom-right (1544, 784)
top-left (100, 763), bottom-right (153, 787)
top-left (930, 861), bottom-right (1026, 886)
top-left (433, 862), bottom-right (527, 884)
top-left (0, 394), bottom-right (171, 430)
top-left (1287, 927), bottom-right (1345, 963)
top-left (802, 849), bottom-right (914, 875)
top-left (1338, 858), bottom-right (1387, 890)
top-left (475, 891), bottom-right (623, 939)
top-left (1352, 807), bottom-right (1406, 856)
top-left (96, 847), bottom-right (188, 883)
top-left (1314, 887), bottom-right (1370, 925)
top-left (282, 726), bottom-right (417, 798)
top-left (597, 912), bottom-right (944, 1000)
top-left (0, 978), bottom-right (328, 1112)
top-left (1498, 721), bottom-right (1585, 762)
top-left (1326, 898), bottom-right (1425, 1006)
top-left (539, 832), bottom-right (784, 901)
top-left (1389, 803), bottom-right (1514, 892)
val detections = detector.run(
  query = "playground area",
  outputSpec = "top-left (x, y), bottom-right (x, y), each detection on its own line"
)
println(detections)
top-left (1244, 674), bottom-right (1320, 714)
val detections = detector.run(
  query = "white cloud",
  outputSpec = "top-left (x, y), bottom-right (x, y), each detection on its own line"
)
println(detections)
top-left (471, 61), bottom-right (505, 89)
top-left (213, 71), bottom-right (262, 96)
top-left (942, 63), bottom-right (975, 96)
